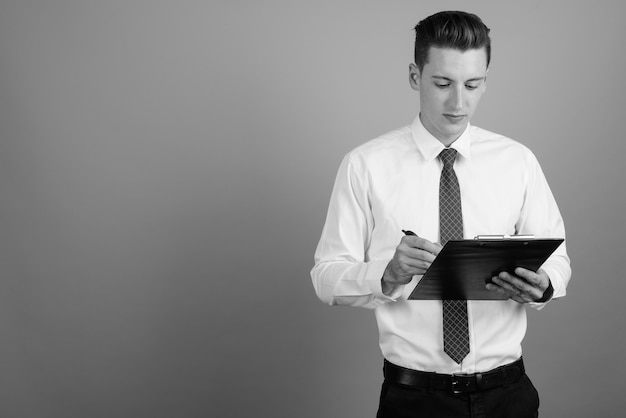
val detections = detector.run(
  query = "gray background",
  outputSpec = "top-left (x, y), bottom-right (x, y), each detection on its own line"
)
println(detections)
top-left (0, 0), bottom-right (624, 417)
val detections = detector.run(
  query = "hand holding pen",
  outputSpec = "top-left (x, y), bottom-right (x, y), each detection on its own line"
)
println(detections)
top-left (381, 230), bottom-right (443, 293)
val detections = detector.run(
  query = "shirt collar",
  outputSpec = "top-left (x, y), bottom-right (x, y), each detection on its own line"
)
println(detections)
top-left (410, 114), bottom-right (472, 161)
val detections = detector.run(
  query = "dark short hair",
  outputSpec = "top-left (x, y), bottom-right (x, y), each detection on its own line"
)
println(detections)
top-left (414, 11), bottom-right (491, 71)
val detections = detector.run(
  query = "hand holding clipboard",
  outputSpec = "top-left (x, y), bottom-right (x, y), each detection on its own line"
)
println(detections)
top-left (405, 233), bottom-right (563, 301)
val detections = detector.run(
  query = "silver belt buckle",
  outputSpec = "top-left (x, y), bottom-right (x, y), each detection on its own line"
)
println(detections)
top-left (451, 374), bottom-right (476, 394)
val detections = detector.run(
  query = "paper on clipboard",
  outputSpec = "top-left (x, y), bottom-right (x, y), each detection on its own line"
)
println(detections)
top-left (407, 238), bottom-right (564, 300)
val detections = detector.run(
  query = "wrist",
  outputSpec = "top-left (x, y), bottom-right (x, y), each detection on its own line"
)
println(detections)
top-left (381, 277), bottom-right (394, 296)
top-left (381, 264), bottom-right (395, 296)
top-left (536, 280), bottom-right (554, 303)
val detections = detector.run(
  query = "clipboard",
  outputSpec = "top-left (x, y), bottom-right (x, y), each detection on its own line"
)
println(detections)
top-left (407, 238), bottom-right (564, 300)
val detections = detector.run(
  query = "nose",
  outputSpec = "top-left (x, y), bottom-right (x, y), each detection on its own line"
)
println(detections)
top-left (448, 86), bottom-right (464, 111)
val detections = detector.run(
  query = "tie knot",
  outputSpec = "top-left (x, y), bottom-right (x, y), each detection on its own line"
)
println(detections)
top-left (439, 148), bottom-right (458, 168)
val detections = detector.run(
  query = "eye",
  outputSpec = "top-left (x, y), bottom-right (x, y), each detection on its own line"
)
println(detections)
top-left (465, 84), bottom-right (479, 90)
top-left (435, 83), bottom-right (450, 89)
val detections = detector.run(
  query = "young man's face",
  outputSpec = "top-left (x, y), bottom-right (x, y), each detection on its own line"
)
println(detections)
top-left (409, 47), bottom-right (488, 146)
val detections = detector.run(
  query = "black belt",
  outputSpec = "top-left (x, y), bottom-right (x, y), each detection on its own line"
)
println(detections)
top-left (383, 358), bottom-right (525, 394)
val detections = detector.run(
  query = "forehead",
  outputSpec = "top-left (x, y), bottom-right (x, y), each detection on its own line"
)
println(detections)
top-left (423, 47), bottom-right (488, 78)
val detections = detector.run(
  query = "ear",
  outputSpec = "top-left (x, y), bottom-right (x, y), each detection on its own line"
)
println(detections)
top-left (408, 63), bottom-right (420, 91)
top-left (483, 67), bottom-right (489, 93)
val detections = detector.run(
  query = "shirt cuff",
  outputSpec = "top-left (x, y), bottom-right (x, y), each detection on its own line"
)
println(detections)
top-left (528, 273), bottom-right (557, 310)
top-left (535, 280), bottom-right (554, 303)
top-left (367, 259), bottom-right (404, 302)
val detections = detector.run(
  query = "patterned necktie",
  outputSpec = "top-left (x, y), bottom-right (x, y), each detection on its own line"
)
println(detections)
top-left (439, 148), bottom-right (470, 364)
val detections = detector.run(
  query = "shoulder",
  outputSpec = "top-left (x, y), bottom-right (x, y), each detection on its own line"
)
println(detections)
top-left (344, 125), bottom-right (414, 169)
top-left (469, 125), bottom-right (539, 165)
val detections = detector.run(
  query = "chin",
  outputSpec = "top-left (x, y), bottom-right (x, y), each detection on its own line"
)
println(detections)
top-left (442, 127), bottom-right (464, 137)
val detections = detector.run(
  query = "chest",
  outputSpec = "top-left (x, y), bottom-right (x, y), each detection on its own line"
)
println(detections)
top-left (367, 159), bottom-right (527, 239)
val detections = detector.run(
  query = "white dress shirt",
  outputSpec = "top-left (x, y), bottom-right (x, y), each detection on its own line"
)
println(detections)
top-left (311, 115), bottom-right (571, 374)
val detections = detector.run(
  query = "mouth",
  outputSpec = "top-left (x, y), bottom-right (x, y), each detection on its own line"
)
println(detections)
top-left (443, 114), bottom-right (466, 122)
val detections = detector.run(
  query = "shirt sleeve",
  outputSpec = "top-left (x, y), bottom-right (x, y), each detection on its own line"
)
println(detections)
top-left (310, 154), bottom-right (402, 309)
top-left (516, 152), bottom-right (572, 309)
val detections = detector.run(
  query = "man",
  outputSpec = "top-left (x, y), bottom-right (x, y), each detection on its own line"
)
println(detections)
top-left (311, 10), bottom-right (571, 417)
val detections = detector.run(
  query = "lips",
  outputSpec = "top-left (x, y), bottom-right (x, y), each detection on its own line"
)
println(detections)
top-left (444, 114), bottom-right (466, 122)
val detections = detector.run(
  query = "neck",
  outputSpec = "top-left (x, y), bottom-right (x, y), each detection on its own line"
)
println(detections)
top-left (419, 113), bottom-right (468, 147)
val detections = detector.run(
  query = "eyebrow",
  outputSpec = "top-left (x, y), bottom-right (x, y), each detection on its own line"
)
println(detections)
top-left (432, 75), bottom-right (485, 83)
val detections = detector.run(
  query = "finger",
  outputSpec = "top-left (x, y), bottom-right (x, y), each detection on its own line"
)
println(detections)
top-left (502, 270), bottom-right (546, 299)
top-left (403, 236), bottom-right (442, 256)
top-left (419, 239), bottom-right (443, 256)
top-left (510, 294), bottom-right (528, 303)
top-left (513, 267), bottom-right (541, 286)
top-left (495, 272), bottom-right (542, 302)
top-left (493, 273), bottom-right (530, 296)
top-left (398, 254), bottom-right (432, 272)
top-left (405, 247), bottom-right (437, 263)
top-left (397, 243), bottom-right (435, 263)
top-left (487, 281), bottom-right (530, 303)
top-left (485, 282), bottom-right (508, 297)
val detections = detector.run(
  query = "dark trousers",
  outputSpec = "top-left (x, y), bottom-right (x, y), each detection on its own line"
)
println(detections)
top-left (376, 373), bottom-right (540, 417)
